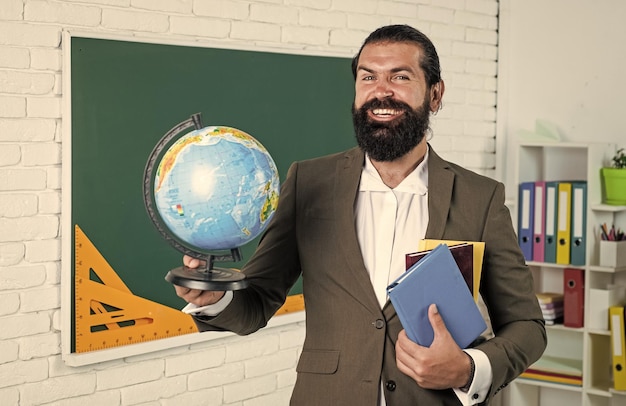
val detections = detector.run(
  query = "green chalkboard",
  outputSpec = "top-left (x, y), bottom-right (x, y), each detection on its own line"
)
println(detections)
top-left (70, 37), bottom-right (355, 317)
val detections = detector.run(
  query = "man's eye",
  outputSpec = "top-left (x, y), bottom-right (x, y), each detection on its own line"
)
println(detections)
top-left (394, 75), bottom-right (410, 80)
top-left (362, 75), bottom-right (375, 81)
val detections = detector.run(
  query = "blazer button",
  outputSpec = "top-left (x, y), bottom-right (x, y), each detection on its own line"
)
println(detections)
top-left (385, 380), bottom-right (396, 391)
top-left (374, 319), bottom-right (385, 329)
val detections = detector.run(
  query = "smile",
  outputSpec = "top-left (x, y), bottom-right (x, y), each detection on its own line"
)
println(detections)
top-left (370, 108), bottom-right (404, 120)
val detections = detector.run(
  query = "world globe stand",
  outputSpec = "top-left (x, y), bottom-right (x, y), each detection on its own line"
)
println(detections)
top-left (164, 248), bottom-right (249, 291)
top-left (143, 112), bottom-right (255, 292)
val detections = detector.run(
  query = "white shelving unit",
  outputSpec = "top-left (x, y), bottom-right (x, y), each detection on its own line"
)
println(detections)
top-left (504, 141), bottom-right (626, 406)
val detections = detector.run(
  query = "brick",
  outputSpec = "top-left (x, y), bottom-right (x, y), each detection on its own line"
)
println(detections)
top-left (466, 27), bottom-right (498, 45)
top-left (466, 0), bottom-right (499, 16)
top-left (0, 70), bottom-right (55, 95)
top-left (454, 10), bottom-right (498, 30)
top-left (41, 390), bottom-right (121, 406)
top-left (245, 348), bottom-right (298, 378)
top-left (0, 169), bottom-right (47, 191)
top-left (46, 166), bottom-right (62, 189)
top-left (166, 346), bottom-right (225, 376)
top-left (25, 1), bottom-right (101, 27)
top-left (30, 47), bottom-right (62, 71)
top-left (279, 326), bottom-right (305, 349)
top-left (132, 0), bottom-right (193, 14)
top-left (376, 1), bottom-right (418, 18)
top-left (245, 387), bottom-right (293, 406)
top-left (346, 14), bottom-right (391, 33)
top-left (286, 0), bottom-right (331, 9)
top-left (188, 362), bottom-right (244, 390)
top-left (193, 0), bottom-right (249, 20)
top-left (169, 16), bottom-right (230, 38)
top-left (20, 373), bottom-right (96, 405)
top-left (223, 374), bottom-right (276, 403)
top-left (0, 22), bottom-right (60, 47)
top-left (0, 118), bottom-right (56, 142)
top-left (120, 375), bottom-right (187, 404)
top-left (0, 312), bottom-right (50, 340)
top-left (21, 285), bottom-right (60, 312)
top-left (0, 144), bottom-right (20, 166)
top-left (0, 387), bottom-right (19, 405)
top-left (230, 21), bottom-right (281, 42)
top-left (27, 96), bottom-right (61, 118)
top-left (0, 292), bottom-right (20, 316)
top-left (282, 26), bottom-right (329, 46)
top-left (161, 387), bottom-right (223, 406)
top-left (332, 0), bottom-right (377, 14)
top-left (251, 3), bottom-right (298, 24)
top-left (0, 216), bottom-right (59, 242)
top-left (38, 191), bottom-right (61, 214)
top-left (299, 10), bottom-right (346, 29)
top-left (0, 0), bottom-right (23, 21)
top-left (225, 333), bottom-right (278, 363)
top-left (97, 358), bottom-right (164, 390)
top-left (0, 358), bottom-right (48, 388)
top-left (0, 46), bottom-right (29, 69)
top-left (329, 28), bottom-right (368, 49)
top-left (0, 243), bottom-right (25, 266)
top-left (418, 5), bottom-right (454, 24)
top-left (0, 95), bottom-right (26, 117)
top-left (19, 332), bottom-right (61, 359)
top-left (101, 8), bottom-right (169, 33)
top-left (21, 142), bottom-right (61, 166)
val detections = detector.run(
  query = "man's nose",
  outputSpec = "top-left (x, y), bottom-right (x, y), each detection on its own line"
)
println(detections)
top-left (374, 80), bottom-right (393, 99)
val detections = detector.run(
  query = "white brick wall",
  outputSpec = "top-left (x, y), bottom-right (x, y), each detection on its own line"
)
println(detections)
top-left (0, 1), bottom-right (499, 404)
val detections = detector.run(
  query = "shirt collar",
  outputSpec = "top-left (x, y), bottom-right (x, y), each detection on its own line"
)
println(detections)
top-left (359, 146), bottom-right (429, 195)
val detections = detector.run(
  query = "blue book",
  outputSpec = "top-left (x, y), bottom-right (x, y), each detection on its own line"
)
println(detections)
top-left (387, 244), bottom-right (487, 348)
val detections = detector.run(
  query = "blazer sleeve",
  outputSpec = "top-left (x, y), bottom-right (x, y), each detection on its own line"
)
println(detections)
top-left (474, 182), bottom-right (547, 398)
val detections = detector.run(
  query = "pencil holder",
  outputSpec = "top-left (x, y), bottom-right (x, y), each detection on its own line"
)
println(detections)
top-left (599, 240), bottom-right (626, 267)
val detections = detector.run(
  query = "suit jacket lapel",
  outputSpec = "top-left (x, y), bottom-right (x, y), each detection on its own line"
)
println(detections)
top-left (424, 145), bottom-right (454, 240)
top-left (333, 148), bottom-right (382, 313)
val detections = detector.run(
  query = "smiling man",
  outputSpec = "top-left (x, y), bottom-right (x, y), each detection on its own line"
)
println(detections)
top-left (175, 25), bottom-right (546, 406)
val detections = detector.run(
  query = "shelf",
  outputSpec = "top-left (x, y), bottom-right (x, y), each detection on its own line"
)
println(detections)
top-left (507, 142), bottom-right (624, 406)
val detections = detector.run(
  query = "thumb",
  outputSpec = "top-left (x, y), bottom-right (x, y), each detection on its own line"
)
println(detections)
top-left (428, 303), bottom-right (449, 340)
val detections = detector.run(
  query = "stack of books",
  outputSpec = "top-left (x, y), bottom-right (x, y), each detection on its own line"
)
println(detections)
top-left (536, 292), bottom-right (564, 325)
top-left (520, 355), bottom-right (583, 386)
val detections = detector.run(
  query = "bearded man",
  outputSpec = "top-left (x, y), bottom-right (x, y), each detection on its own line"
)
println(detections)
top-left (175, 24), bottom-right (546, 406)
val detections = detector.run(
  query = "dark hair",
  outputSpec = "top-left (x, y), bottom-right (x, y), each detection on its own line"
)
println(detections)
top-left (351, 24), bottom-right (442, 87)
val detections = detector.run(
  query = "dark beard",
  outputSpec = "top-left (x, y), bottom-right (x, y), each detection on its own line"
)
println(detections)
top-left (352, 97), bottom-right (430, 162)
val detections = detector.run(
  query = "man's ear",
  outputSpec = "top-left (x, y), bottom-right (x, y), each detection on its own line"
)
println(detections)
top-left (430, 80), bottom-right (445, 112)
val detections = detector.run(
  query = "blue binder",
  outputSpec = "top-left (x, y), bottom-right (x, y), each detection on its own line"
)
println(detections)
top-left (518, 182), bottom-right (535, 261)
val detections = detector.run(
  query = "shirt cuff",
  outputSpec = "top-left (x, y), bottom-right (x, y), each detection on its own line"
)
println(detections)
top-left (182, 291), bottom-right (234, 317)
top-left (453, 349), bottom-right (492, 405)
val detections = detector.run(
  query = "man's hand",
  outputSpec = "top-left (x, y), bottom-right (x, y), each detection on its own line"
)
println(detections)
top-left (395, 304), bottom-right (472, 389)
top-left (173, 255), bottom-right (226, 307)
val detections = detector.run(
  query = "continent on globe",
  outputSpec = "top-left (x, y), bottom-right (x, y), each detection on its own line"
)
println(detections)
top-left (153, 126), bottom-right (280, 252)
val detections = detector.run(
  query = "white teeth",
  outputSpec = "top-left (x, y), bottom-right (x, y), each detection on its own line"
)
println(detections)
top-left (373, 108), bottom-right (399, 115)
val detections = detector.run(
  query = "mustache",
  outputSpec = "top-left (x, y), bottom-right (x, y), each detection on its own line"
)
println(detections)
top-left (359, 97), bottom-right (414, 113)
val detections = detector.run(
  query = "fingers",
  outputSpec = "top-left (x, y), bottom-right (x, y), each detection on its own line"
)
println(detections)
top-left (428, 304), bottom-right (449, 342)
top-left (183, 255), bottom-right (205, 269)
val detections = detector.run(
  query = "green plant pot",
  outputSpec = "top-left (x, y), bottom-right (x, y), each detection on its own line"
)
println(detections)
top-left (601, 167), bottom-right (626, 205)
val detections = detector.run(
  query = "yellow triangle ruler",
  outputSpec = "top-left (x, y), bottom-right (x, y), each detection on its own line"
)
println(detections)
top-left (74, 224), bottom-right (198, 353)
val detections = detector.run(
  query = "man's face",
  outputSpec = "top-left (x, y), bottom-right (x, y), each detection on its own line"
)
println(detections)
top-left (352, 41), bottom-right (436, 161)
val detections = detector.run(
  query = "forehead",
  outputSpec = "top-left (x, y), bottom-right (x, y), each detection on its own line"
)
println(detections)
top-left (357, 41), bottom-right (423, 72)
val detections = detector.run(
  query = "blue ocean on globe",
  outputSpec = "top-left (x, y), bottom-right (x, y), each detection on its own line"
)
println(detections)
top-left (154, 126), bottom-right (280, 251)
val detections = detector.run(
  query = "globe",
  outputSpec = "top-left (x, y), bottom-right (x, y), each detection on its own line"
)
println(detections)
top-left (152, 125), bottom-right (280, 252)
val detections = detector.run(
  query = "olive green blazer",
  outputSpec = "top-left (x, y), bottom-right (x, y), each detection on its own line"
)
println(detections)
top-left (196, 145), bottom-right (546, 406)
